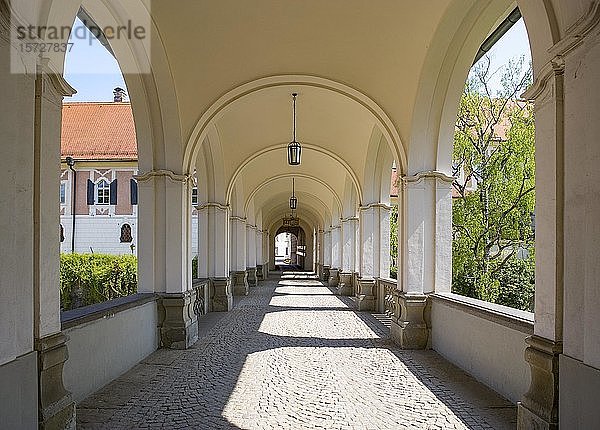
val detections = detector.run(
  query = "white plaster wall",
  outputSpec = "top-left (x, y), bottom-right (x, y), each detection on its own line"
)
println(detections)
top-left (431, 300), bottom-right (531, 403)
top-left (63, 301), bottom-right (158, 402)
top-left (60, 216), bottom-right (199, 257)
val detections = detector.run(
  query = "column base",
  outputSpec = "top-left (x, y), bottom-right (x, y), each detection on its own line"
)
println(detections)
top-left (356, 277), bottom-right (376, 311)
top-left (36, 332), bottom-right (76, 430)
top-left (316, 263), bottom-right (323, 280)
top-left (256, 264), bottom-right (264, 280)
top-left (157, 288), bottom-right (200, 349)
top-left (328, 268), bottom-right (339, 288)
top-left (517, 335), bottom-right (561, 429)
top-left (337, 272), bottom-right (354, 296)
top-left (210, 277), bottom-right (233, 312)
top-left (246, 267), bottom-right (257, 287)
top-left (322, 265), bottom-right (330, 283)
top-left (231, 270), bottom-right (249, 296)
top-left (390, 292), bottom-right (429, 349)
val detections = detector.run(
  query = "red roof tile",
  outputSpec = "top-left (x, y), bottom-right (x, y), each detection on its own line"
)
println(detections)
top-left (61, 102), bottom-right (137, 160)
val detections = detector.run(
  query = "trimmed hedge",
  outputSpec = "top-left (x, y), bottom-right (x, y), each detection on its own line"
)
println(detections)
top-left (60, 253), bottom-right (137, 311)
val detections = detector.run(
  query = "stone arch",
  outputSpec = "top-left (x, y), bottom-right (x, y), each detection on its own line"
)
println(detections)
top-left (408, 0), bottom-right (558, 175)
top-left (363, 126), bottom-right (394, 205)
top-left (182, 75), bottom-right (408, 176)
top-left (41, 0), bottom-right (182, 173)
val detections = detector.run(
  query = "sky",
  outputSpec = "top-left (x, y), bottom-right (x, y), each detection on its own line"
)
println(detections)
top-left (63, 17), bottom-right (532, 102)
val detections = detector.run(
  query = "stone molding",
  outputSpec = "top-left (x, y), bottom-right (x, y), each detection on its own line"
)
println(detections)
top-left (157, 287), bottom-right (200, 349)
top-left (390, 292), bottom-right (430, 349)
top-left (359, 202), bottom-right (392, 211)
top-left (517, 335), bottom-right (562, 429)
top-left (197, 202), bottom-right (229, 211)
top-left (135, 169), bottom-right (190, 184)
top-left (35, 332), bottom-right (76, 430)
top-left (341, 216), bottom-right (359, 222)
top-left (550, 1), bottom-right (600, 58)
top-left (402, 170), bottom-right (454, 184)
top-left (230, 215), bottom-right (247, 222)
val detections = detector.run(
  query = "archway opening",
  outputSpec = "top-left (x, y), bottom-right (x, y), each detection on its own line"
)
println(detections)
top-left (274, 226), bottom-right (306, 271)
top-left (451, 12), bottom-right (535, 311)
top-left (59, 11), bottom-right (138, 311)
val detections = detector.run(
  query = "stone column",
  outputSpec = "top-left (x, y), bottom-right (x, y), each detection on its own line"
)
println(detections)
top-left (197, 202), bottom-right (232, 311)
top-left (255, 229), bottom-right (264, 280)
top-left (230, 216), bottom-right (249, 296)
top-left (35, 62), bottom-right (77, 430)
top-left (137, 169), bottom-right (195, 349)
top-left (391, 172), bottom-right (452, 348)
top-left (322, 229), bottom-right (332, 282)
top-left (358, 203), bottom-right (391, 311)
top-left (246, 224), bottom-right (257, 287)
top-left (517, 50), bottom-right (566, 430)
top-left (339, 217), bottom-right (358, 296)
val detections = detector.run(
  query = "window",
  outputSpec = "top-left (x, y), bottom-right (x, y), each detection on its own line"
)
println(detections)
top-left (120, 223), bottom-right (133, 243)
top-left (60, 224), bottom-right (65, 242)
top-left (60, 182), bottom-right (66, 204)
top-left (96, 179), bottom-right (110, 205)
top-left (191, 187), bottom-right (198, 206)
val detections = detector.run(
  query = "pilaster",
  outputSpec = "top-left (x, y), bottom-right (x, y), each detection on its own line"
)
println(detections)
top-left (230, 270), bottom-right (248, 296)
top-left (36, 333), bottom-right (75, 430)
top-left (390, 292), bottom-right (430, 349)
top-left (517, 336), bottom-right (562, 429)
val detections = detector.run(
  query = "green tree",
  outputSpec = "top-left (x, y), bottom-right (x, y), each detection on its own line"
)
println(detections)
top-left (452, 57), bottom-right (535, 310)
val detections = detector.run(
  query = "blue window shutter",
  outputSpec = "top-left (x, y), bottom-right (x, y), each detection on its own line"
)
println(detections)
top-left (87, 179), bottom-right (95, 205)
top-left (110, 179), bottom-right (118, 205)
top-left (130, 179), bottom-right (138, 205)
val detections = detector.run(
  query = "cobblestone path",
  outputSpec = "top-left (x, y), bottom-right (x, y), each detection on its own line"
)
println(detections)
top-left (77, 273), bottom-right (516, 430)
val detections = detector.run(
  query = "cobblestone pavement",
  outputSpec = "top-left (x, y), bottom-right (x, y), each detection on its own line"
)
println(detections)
top-left (77, 273), bottom-right (516, 430)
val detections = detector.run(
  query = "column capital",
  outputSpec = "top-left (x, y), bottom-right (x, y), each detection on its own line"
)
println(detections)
top-left (359, 202), bottom-right (392, 211)
top-left (134, 169), bottom-right (191, 184)
top-left (402, 170), bottom-right (454, 185)
top-left (196, 202), bottom-right (229, 211)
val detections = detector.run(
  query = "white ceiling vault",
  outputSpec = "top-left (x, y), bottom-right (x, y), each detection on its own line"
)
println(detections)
top-left (38, 0), bottom-right (557, 232)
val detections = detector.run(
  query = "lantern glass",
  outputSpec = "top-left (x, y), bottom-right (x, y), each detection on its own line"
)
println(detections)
top-left (289, 196), bottom-right (298, 210)
top-left (288, 141), bottom-right (301, 165)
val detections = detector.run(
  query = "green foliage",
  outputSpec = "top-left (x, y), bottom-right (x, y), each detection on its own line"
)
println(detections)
top-left (390, 204), bottom-right (398, 279)
top-left (60, 253), bottom-right (137, 311)
top-left (192, 255), bottom-right (198, 279)
top-left (452, 56), bottom-right (535, 311)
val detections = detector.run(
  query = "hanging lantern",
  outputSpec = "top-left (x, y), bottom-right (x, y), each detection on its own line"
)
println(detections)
top-left (287, 93), bottom-right (302, 165)
top-left (289, 177), bottom-right (298, 209)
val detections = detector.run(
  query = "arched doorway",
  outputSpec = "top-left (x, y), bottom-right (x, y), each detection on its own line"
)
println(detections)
top-left (274, 226), bottom-right (306, 270)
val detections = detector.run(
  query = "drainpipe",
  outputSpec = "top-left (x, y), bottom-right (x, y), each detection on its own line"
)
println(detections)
top-left (65, 156), bottom-right (76, 253)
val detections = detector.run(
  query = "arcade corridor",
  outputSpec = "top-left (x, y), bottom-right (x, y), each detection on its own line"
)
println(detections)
top-left (77, 273), bottom-right (515, 430)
